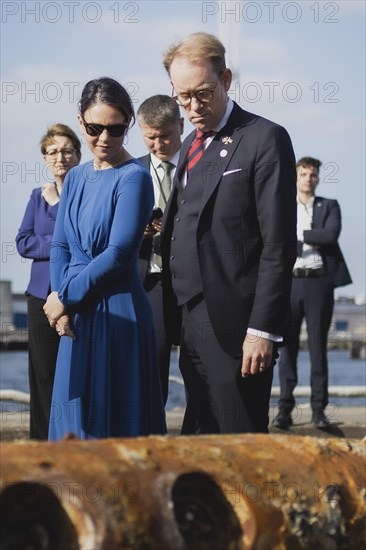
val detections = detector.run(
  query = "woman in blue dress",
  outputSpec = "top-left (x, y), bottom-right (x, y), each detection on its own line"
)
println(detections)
top-left (44, 77), bottom-right (167, 439)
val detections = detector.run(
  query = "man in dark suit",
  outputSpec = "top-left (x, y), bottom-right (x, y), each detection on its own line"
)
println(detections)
top-left (272, 157), bottom-right (352, 429)
top-left (160, 32), bottom-right (297, 434)
top-left (137, 95), bottom-right (184, 404)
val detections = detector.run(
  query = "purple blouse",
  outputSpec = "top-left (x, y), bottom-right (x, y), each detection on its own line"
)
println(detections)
top-left (16, 187), bottom-right (59, 300)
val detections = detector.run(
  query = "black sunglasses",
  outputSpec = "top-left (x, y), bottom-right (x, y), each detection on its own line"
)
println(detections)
top-left (82, 119), bottom-right (128, 137)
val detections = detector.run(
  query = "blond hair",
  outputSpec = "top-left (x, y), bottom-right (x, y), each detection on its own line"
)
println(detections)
top-left (163, 32), bottom-right (226, 76)
top-left (40, 123), bottom-right (81, 156)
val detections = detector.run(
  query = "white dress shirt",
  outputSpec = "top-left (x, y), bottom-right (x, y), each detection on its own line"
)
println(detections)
top-left (149, 151), bottom-right (179, 206)
top-left (294, 196), bottom-right (323, 270)
top-left (149, 152), bottom-right (179, 273)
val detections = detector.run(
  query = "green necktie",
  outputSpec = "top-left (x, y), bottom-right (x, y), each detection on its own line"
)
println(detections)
top-left (154, 161), bottom-right (173, 269)
top-left (158, 161), bottom-right (173, 210)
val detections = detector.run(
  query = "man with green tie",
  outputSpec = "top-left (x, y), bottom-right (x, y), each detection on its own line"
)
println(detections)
top-left (137, 95), bottom-right (184, 404)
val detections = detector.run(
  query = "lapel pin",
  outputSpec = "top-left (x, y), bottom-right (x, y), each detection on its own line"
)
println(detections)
top-left (220, 150), bottom-right (228, 157)
top-left (222, 136), bottom-right (233, 145)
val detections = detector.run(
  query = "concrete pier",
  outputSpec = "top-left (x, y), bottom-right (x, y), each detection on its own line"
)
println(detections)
top-left (1, 405), bottom-right (365, 441)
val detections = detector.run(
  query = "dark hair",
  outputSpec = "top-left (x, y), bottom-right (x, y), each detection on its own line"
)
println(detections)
top-left (296, 157), bottom-right (322, 172)
top-left (40, 123), bottom-right (81, 157)
top-left (137, 95), bottom-right (181, 128)
top-left (78, 77), bottom-right (135, 127)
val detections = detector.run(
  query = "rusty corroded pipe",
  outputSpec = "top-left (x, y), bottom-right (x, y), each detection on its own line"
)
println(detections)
top-left (1, 435), bottom-right (365, 549)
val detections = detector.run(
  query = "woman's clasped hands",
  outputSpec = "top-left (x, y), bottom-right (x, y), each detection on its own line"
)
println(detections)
top-left (43, 291), bottom-right (76, 339)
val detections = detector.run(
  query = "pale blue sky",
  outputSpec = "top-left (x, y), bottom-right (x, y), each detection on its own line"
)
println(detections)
top-left (1, 0), bottom-right (365, 298)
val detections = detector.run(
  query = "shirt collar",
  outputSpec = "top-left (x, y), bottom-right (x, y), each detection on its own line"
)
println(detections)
top-left (212, 97), bottom-right (234, 133)
top-left (297, 195), bottom-right (315, 207)
top-left (150, 151), bottom-right (179, 169)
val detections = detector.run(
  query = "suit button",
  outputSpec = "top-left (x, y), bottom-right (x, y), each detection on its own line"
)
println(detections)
top-left (171, 236), bottom-right (176, 241)
top-left (180, 199), bottom-right (185, 205)
top-left (172, 273), bottom-right (176, 278)
top-left (170, 255), bottom-right (174, 260)
top-left (175, 217), bottom-right (180, 222)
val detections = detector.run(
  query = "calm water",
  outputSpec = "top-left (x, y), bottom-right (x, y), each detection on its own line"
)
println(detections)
top-left (1, 348), bottom-right (365, 409)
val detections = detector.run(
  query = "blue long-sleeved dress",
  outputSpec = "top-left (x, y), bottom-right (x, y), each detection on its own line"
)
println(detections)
top-left (48, 159), bottom-right (167, 439)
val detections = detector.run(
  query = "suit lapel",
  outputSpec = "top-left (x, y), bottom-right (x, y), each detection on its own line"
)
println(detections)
top-left (168, 103), bottom-right (255, 219)
top-left (199, 131), bottom-right (244, 209)
top-left (176, 135), bottom-right (193, 181)
top-left (199, 103), bottom-right (251, 210)
top-left (312, 197), bottom-right (324, 227)
top-left (137, 154), bottom-right (151, 170)
top-left (163, 137), bottom-right (192, 231)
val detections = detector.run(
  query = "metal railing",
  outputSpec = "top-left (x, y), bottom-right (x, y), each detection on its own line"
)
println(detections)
top-left (1, 382), bottom-right (365, 405)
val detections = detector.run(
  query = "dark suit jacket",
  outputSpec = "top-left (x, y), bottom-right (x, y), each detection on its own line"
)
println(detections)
top-left (137, 155), bottom-right (153, 283)
top-left (161, 102), bottom-right (298, 355)
top-left (302, 196), bottom-right (352, 288)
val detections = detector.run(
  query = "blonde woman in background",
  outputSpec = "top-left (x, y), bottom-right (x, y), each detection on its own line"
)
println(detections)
top-left (16, 123), bottom-right (81, 439)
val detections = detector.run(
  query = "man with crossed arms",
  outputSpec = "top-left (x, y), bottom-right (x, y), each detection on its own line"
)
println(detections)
top-left (273, 156), bottom-right (352, 430)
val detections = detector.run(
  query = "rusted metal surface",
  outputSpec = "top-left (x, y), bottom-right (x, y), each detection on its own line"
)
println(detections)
top-left (1, 434), bottom-right (365, 549)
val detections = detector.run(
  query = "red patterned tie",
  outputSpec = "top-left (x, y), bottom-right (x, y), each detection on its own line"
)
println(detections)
top-left (186, 130), bottom-right (211, 179)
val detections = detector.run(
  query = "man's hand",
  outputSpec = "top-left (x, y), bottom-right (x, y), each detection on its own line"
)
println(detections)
top-left (144, 222), bottom-right (159, 237)
top-left (241, 334), bottom-right (273, 377)
top-left (143, 216), bottom-right (163, 237)
top-left (151, 218), bottom-right (163, 233)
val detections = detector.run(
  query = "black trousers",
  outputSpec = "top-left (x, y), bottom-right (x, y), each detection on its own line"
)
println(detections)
top-left (278, 276), bottom-right (334, 413)
top-left (144, 274), bottom-right (172, 405)
top-left (27, 295), bottom-right (60, 439)
top-left (179, 297), bottom-right (276, 434)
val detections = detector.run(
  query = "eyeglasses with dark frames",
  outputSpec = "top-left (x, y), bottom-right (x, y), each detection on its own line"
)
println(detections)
top-left (82, 119), bottom-right (128, 137)
top-left (171, 74), bottom-right (223, 107)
